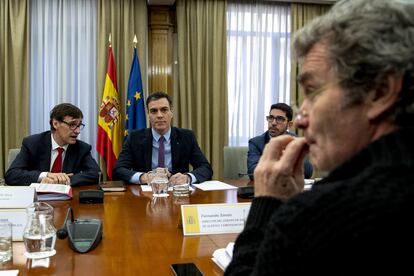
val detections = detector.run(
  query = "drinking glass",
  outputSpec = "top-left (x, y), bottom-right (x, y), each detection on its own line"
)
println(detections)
top-left (0, 220), bottom-right (12, 263)
top-left (173, 179), bottom-right (190, 197)
top-left (148, 168), bottom-right (169, 197)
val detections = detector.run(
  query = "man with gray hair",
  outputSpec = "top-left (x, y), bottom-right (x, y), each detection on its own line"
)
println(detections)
top-left (226, 0), bottom-right (414, 274)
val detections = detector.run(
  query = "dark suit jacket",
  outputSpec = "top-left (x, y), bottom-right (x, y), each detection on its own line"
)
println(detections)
top-left (247, 130), bottom-right (313, 179)
top-left (5, 131), bottom-right (100, 186)
top-left (113, 127), bottom-right (213, 183)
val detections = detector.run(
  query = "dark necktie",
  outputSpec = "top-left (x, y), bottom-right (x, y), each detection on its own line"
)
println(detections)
top-left (51, 147), bottom-right (64, 173)
top-left (158, 136), bottom-right (165, 168)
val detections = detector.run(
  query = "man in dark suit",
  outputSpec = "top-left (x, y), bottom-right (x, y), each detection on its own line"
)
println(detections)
top-left (247, 103), bottom-right (313, 179)
top-left (113, 92), bottom-right (213, 185)
top-left (5, 103), bottom-right (100, 186)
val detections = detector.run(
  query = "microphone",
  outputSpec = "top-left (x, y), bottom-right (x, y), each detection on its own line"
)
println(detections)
top-left (57, 207), bottom-right (74, 239)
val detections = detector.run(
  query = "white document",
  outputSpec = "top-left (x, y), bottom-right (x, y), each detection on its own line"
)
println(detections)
top-left (212, 242), bottom-right (235, 271)
top-left (0, 270), bottom-right (19, 276)
top-left (140, 185), bottom-right (194, 192)
top-left (30, 183), bottom-right (72, 201)
top-left (192, 181), bottom-right (238, 191)
top-left (304, 179), bottom-right (315, 191)
top-left (30, 183), bottom-right (71, 193)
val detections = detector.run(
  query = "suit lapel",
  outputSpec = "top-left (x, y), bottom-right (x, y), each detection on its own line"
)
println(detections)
top-left (171, 128), bottom-right (180, 172)
top-left (40, 133), bottom-right (53, 171)
top-left (63, 144), bottom-right (76, 173)
top-left (144, 129), bottom-right (153, 170)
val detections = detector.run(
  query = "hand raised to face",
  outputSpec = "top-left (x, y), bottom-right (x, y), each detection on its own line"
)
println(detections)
top-left (253, 135), bottom-right (309, 201)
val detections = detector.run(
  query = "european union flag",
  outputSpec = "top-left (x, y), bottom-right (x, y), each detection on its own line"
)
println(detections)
top-left (125, 48), bottom-right (146, 136)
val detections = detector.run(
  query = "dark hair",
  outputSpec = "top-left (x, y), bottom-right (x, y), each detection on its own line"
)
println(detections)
top-left (49, 103), bottom-right (83, 131)
top-left (293, 0), bottom-right (414, 126)
top-left (146, 91), bottom-right (173, 109)
top-left (270, 103), bottom-right (293, 121)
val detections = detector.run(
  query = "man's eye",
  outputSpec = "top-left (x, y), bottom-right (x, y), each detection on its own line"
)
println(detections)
top-left (304, 87), bottom-right (320, 100)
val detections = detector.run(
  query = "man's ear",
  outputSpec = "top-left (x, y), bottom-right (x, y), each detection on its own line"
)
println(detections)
top-left (288, 121), bottom-right (293, 128)
top-left (52, 119), bottom-right (59, 130)
top-left (366, 74), bottom-right (403, 120)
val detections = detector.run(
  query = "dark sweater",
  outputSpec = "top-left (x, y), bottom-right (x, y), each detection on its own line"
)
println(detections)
top-left (225, 127), bottom-right (414, 275)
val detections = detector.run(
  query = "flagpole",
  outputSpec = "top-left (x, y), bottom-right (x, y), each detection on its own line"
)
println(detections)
top-left (109, 33), bottom-right (112, 47)
top-left (133, 34), bottom-right (137, 49)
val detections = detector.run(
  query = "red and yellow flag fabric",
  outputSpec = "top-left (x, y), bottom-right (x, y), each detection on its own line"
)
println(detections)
top-left (97, 46), bottom-right (122, 180)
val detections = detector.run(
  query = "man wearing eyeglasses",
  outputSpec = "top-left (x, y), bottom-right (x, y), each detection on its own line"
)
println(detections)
top-left (5, 103), bottom-right (100, 185)
top-left (247, 103), bottom-right (313, 180)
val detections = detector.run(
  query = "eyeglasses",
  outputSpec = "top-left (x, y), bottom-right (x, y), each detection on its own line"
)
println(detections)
top-left (266, 115), bottom-right (287, 124)
top-left (60, 120), bottom-right (85, 130)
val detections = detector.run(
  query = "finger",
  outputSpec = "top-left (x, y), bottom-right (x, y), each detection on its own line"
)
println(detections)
top-left (293, 142), bottom-right (309, 177)
top-left (41, 177), bottom-right (51, 184)
top-left (48, 174), bottom-right (58, 183)
top-left (170, 173), bottom-right (185, 185)
top-left (278, 137), bottom-right (308, 174)
top-left (56, 173), bottom-right (68, 184)
top-left (140, 173), bottom-right (148, 184)
top-left (62, 173), bottom-right (71, 184)
top-left (169, 174), bottom-right (180, 184)
top-left (261, 135), bottom-right (296, 162)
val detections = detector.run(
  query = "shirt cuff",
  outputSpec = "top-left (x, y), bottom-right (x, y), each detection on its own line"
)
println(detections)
top-left (130, 172), bottom-right (143, 184)
top-left (187, 173), bottom-right (196, 184)
top-left (38, 172), bottom-right (48, 182)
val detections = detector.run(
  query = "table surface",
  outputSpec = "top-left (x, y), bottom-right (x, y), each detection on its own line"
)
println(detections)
top-left (1, 180), bottom-right (251, 275)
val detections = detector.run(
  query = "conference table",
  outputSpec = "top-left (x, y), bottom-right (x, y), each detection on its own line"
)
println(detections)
top-left (2, 179), bottom-right (252, 275)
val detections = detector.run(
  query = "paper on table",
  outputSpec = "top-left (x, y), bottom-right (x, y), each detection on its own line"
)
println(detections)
top-left (212, 242), bottom-right (235, 271)
top-left (305, 179), bottom-right (315, 185)
top-left (192, 181), bottom-right (237, 191)
top-left (304, 179), bottom-right (315, 191)
top-left (140, 185), bottom-right (194, 192)
top-left (0, 270), bottom-right (19, 276)
top-left (30, 183), bottom-right (72, 201)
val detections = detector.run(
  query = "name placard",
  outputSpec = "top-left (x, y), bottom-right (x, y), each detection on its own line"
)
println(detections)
top-left (0, 186), bottom-right (35, 208)
top-left (0, 186), bottom-right (35, 241)
top-left (181, 203), bottom-right (251, 236)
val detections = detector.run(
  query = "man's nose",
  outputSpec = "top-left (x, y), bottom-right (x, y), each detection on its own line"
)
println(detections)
top-left (295, 110), bottom-right (309, 129)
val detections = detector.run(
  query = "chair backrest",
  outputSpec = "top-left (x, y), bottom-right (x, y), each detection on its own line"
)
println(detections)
top-left (7, 148), bottom-right (21, 170)
top-left (223, 146), bottom-right (249, 179)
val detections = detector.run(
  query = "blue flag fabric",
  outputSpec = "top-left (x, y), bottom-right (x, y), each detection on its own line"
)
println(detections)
top-left (125, 48), bottom-right (146, 136)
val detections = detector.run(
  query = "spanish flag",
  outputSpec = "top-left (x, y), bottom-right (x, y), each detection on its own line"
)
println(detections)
top-left (97, 46), bottom-right (122, 180)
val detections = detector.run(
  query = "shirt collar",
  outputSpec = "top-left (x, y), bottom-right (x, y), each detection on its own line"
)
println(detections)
top-left (152, 128), bottom-right (171, 142)
top-left (51, 133), bottom-right (69, 151)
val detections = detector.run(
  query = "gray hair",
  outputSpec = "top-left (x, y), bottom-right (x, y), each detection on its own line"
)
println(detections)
top-left (293, 0), bottom-right (414, 126)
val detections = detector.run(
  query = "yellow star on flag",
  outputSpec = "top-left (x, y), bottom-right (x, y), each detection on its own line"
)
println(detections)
top-left (124, 129), bottom-right (129, 136)
top-left (127, 100), bottom-right (131, 107)
top-left (134, 91), bottom-right (141, 101)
